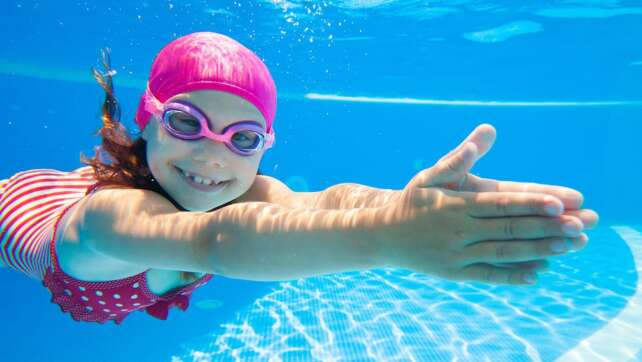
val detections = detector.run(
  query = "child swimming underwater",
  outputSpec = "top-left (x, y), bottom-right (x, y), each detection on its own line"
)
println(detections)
top-left (0, 32), bottom-right (597, 324)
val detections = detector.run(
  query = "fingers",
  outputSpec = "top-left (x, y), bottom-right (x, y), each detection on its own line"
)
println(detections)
top-left (570, 232), bottom-right (590, 251)
top-left (497, 181), bottom-right (584, 210)
top-left (463, 191), bottom-right (565, 218)
top-left (458, 263), bottom-right (538, 286)
top-left (469, 176), bottom-right (585, 210)
top-left (564, 209), bottom-right (599, 230)
top-left (493, 259), bottom-right (550, 273)
top-left (473, 214), bottom-right (584, 241)
top-left (455, 176), bottom-right (596, 229)
top-left (462, 234), bottom-right (587, 264)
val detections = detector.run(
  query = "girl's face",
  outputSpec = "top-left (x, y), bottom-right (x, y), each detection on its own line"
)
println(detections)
top-left (142, 90), bottom-right (267, 211)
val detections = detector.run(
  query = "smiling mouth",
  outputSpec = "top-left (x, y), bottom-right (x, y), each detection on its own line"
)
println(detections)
top-left (174, 166), bottom-right (231, 192)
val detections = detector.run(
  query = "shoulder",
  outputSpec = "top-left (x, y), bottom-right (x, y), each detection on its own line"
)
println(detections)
top-left (234, 175), bottom-right (282, 204)
top-left (56, 187), bottom-right (179, 264)
top-left (235, 175), bottom-right (319, 209)
top-left (54, 187), bottom-right (180, 280)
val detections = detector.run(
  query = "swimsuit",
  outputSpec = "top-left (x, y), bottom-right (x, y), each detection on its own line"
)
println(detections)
top-left (0, 167), bottom-right (213, 324)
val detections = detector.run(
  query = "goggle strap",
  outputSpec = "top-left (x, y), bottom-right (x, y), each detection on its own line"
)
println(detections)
top-left (143, 86), bottom-right (164, 115)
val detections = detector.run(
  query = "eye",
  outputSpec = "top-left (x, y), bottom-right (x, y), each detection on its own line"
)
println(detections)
top-left (231, 131), bottom-right (262, 149)
top-left (165, 110), bottom-right (201, 134)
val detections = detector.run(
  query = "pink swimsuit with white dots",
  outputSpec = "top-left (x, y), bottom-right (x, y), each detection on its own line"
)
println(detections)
top-left (0, 166), bottom-right (213, 324)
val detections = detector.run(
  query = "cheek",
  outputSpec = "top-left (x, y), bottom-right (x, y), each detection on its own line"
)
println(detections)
top-left (238, 156), bottom-right (261, 175)
top-left (240, 159), bottom-right (262, 187)
top-left (148, 135), bottom-right (190, 166)
top-left (144, 144), bottom-right (161, 176)
top-left (147, 157), bottom-right (165, 180)
top-left (146, 145), bottom-right (180, 181)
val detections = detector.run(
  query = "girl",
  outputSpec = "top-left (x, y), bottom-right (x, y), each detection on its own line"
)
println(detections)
top-left (0, 32), bottom-right (597, 324)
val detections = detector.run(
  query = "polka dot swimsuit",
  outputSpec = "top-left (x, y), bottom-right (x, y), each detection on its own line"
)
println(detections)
top-left (41, 183), bottom-right (213, 324)
top-left (43, 250), bottom-right (212, 324)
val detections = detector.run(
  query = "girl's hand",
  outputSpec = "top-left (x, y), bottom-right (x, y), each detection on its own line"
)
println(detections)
top-left (419, 123), bottom-right (598, 248)
top-left (375, 166), bottom-right (586, 285)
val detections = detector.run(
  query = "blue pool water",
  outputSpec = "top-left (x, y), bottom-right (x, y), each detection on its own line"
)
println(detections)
top-left (1, 1), bottom-right (641, 361)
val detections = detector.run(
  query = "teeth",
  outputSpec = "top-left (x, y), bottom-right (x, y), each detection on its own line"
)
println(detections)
top-left (178, 167), bottom-right (221, 186)
top-left (193, 175), bottom-right (204, 184)
top-left (191, 175), bottom-right (214, 185)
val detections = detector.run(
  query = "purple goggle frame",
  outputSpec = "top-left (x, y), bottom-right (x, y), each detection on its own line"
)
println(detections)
top-left (146, 98), bottom-right (275, 157)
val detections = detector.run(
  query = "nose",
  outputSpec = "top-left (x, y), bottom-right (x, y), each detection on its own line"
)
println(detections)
top-left (191, 139), bottom-right (230, 165)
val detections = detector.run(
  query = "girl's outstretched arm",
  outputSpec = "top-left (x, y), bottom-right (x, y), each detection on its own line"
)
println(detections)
top-left (69, 187), bottom-right (384, 281)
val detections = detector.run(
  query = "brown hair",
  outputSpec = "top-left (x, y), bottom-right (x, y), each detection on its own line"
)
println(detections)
top-left (81, 49), bottom-right (261, 282)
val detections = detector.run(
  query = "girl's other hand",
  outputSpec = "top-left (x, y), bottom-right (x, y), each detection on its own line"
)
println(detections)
top-left (372, 127), bottom-right (596, 285)
top-left (419, 123), bottom-right (598, 239)
top-left (375, 175), bottom-right (585, 285)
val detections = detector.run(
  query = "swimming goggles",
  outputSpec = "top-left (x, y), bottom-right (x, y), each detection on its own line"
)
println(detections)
top-left (144, 93), bottom-right (275, 157)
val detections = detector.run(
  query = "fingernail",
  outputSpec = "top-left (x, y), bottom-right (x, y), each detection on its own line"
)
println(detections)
top-left (562, 221), bottom-right (581, 236)
top-left (544, 203), bottom-right (561, 216)
top-left (551, 240), bottom-right (568, 253)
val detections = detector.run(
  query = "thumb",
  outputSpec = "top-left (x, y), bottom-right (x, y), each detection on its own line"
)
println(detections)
top-left (438, 123), bottom-right (496, 163)
top-left (427, 141), bottom-right (478, 187)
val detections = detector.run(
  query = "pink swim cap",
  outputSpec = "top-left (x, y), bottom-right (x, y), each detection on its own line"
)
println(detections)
top-left (135, 32), bottom-right (277, 132)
